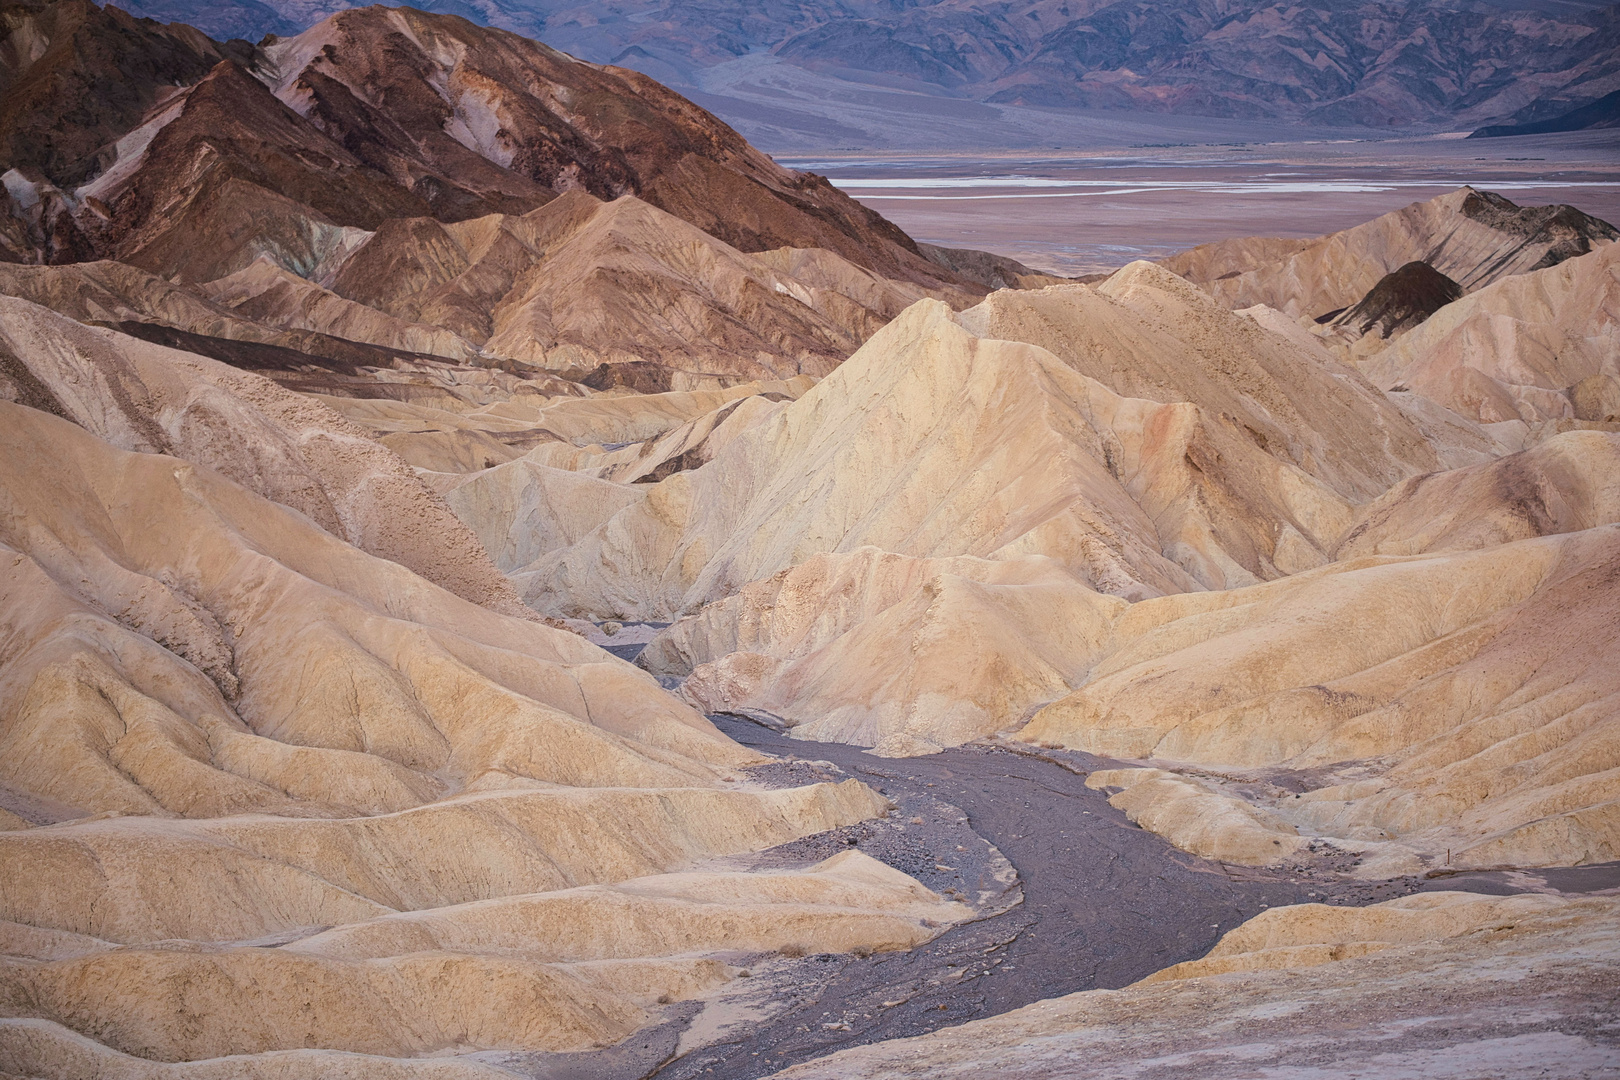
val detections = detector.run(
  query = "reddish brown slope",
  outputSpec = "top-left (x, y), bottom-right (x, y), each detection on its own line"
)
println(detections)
top-left (0, 1), bottom-right (962, 290)
top-left (0, 0), bottom-right (239, 186)
top-left (262, 6), bottom-right (948, 284)
top-left (77, 58), bottom-right (429, 280)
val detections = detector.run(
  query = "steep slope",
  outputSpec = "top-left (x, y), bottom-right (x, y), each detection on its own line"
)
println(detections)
top-left (0, 294), bottom-right (526, 612)
top-left (327, 190), bottom-right (941, 387)
top-left (1324, 260), bottom-right (1464, 344)
top-left (621, 245), bottom-right (1620, 777)
top-left (984, 0), bottom-right (1620, 126)
top-left (1022, 524), bottom-right (1620, 869)
top-left (0, 0), bottom-right (993, 396)
top-left (520, 269), bottom-right (1437, 627)
top-left (1336, 430), bottom-right (1620, 558)
top-left (197, 256), bottom-right (480, 361)
top-left (104, 0), bottom-right (1620, 133)
top-left (2, 0), bottom-right (974, 298)
top-left (0, 0), bottom-right (243, 188)
top-left (258, 6), bottom-right (954, 286)
top-left (489, 266), bottom-right (1442, 757)
top-left (1161, 188), bottom-right (1618, 320)
top-left (518, 298), bottom-right (1188, 620)
top-left (1362, 239), bottom-right (1620, 425)
top-left (0, 400), bottom-right (957, 1070)
top-left (71, 56), bottom-right (419, 282)
top-left (648, 433), bottom-right (1620, 762)
top-left (645, 548), bottom-right (1125, 756)
top-left (960, 267), bottom-right (1435, 505)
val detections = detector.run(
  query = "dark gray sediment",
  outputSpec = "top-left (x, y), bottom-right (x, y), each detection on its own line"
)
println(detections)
top-left (647, 719), bottom-right (1414, 1079)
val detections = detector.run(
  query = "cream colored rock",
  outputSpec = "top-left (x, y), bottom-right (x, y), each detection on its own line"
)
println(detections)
top-left (324, 380), bottom-right (809, 469)
top-left (597, 268), bottom-right (1448, 753)
top-left (0, 296), bottom-right (525, 613)
top-left (513, 378), bottom-right (811, 448)
top-left (442, 463), bottom-right (649, 574)
top-left (0, 783), bottom-right (896, 943)
top-left (528, 272), bottom-right (1437, 620)
top-left (1021, 526), bottom-right (1620, 867)
top-left (0, 947), bottom-right (662, 1060)
top-left (1083, 768), bottom-right (1306, 866)
top-left (1336, 430), bottom-right (1620, 558)
top-left (439, 397), bottom-right (789, 579)
top-left (647, 548), bottom-right (1124, 755)
top-left (772, 895), bottom-right (1620, 1080)
top-left (1362, 241), bottom-right (1620, 425)
top-left (963, 270), bottom-right (1434, 505)
top-left (1140, 890), bottom-right (1568, 982)
top-left (1163, 187), bottom-right (1616, 319)
top-left (525, 297), bottom-right (1192, 618)
top-left (0, 401), bottom-right (952, 1070)
top-left (380, 427), bottom-right (528, 472)
top-left (0, 1018), bottom-right (511, 1079)
top-left (198, 257), bottom-right (479, 361)
top-left (1382, 387), bottom-right (1532, 470)
top-left (490, 394), bottom-right (785, 487)
top-left (0, 401), bottom-right (753, 820)
top-left (592, 394), bottom-right (787, 485)
top-left (288, 850), bottom-right (967, 962)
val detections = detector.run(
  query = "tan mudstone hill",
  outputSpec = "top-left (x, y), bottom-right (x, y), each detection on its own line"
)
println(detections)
top-left (1361, 240), bottom-right (1620, 426)
top-left (770, 892), bottom-right (1620, 1080)
top-left (324, 190), bottom-right (945, 387)
top-left (0, 294), bottom-right (527, 612)
top-left (197, 257), bottom-right (483, 362)
top-left (2, 3), bottom-right (1618, 1068)
top-left (0, 395), bottom-right (966, 1068)
top-left (614, 254), bottom-right (1620, 859)
top-left (1335, 429), bottom-right (1620, 558)
top-left (646, 547), bottom-right (1124, 756)
top-left (1162, 187), bottom-right (1617, 320)
top-left (517, 264), bottom-right (1437, 622)
top-left (1022, 522), bottom-right (1620, 870)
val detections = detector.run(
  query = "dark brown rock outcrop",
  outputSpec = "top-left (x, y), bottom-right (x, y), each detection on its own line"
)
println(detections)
top-left (1330, 261), bottom-right (1463, 340)
top-left (261, 7), bottom-right (949, 285)
top-left (0, 2), bottom-right (964, 290)
top-left (0, 0), bottom-right (243, 186)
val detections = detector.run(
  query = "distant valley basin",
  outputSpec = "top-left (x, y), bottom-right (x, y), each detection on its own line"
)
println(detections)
top-left (795, 131), bottom-right (1620, 275)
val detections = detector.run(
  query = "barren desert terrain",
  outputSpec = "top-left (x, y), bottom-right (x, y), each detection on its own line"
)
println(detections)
top-left (0, 1), bottom-right (1617, 1077)
top-left (803, 132), bottom-right (1620, 274)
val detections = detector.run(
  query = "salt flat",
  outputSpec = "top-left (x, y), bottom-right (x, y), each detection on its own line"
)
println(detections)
top-left (789, 131), bottom-right (1620, 275)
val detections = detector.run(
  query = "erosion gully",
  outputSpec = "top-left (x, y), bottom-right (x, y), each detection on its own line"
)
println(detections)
top-left (516, 707), bottom-right (1618, 1080)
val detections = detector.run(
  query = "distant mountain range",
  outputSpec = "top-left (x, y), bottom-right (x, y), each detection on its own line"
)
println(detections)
top-left (1471, 85), bottom-right (1620, 135)
top-left (99, 0), bottom-right (1620, 143)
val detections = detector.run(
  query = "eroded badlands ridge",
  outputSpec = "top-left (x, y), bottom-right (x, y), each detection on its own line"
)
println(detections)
top-left (1, 1), bottom-right (1618, 1076)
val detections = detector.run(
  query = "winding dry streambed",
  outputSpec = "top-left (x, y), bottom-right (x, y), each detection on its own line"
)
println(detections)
top-left (644, 718), bottom-right (1410, 1079)
top-left (631, 714), bottom-right (1620, 1079)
